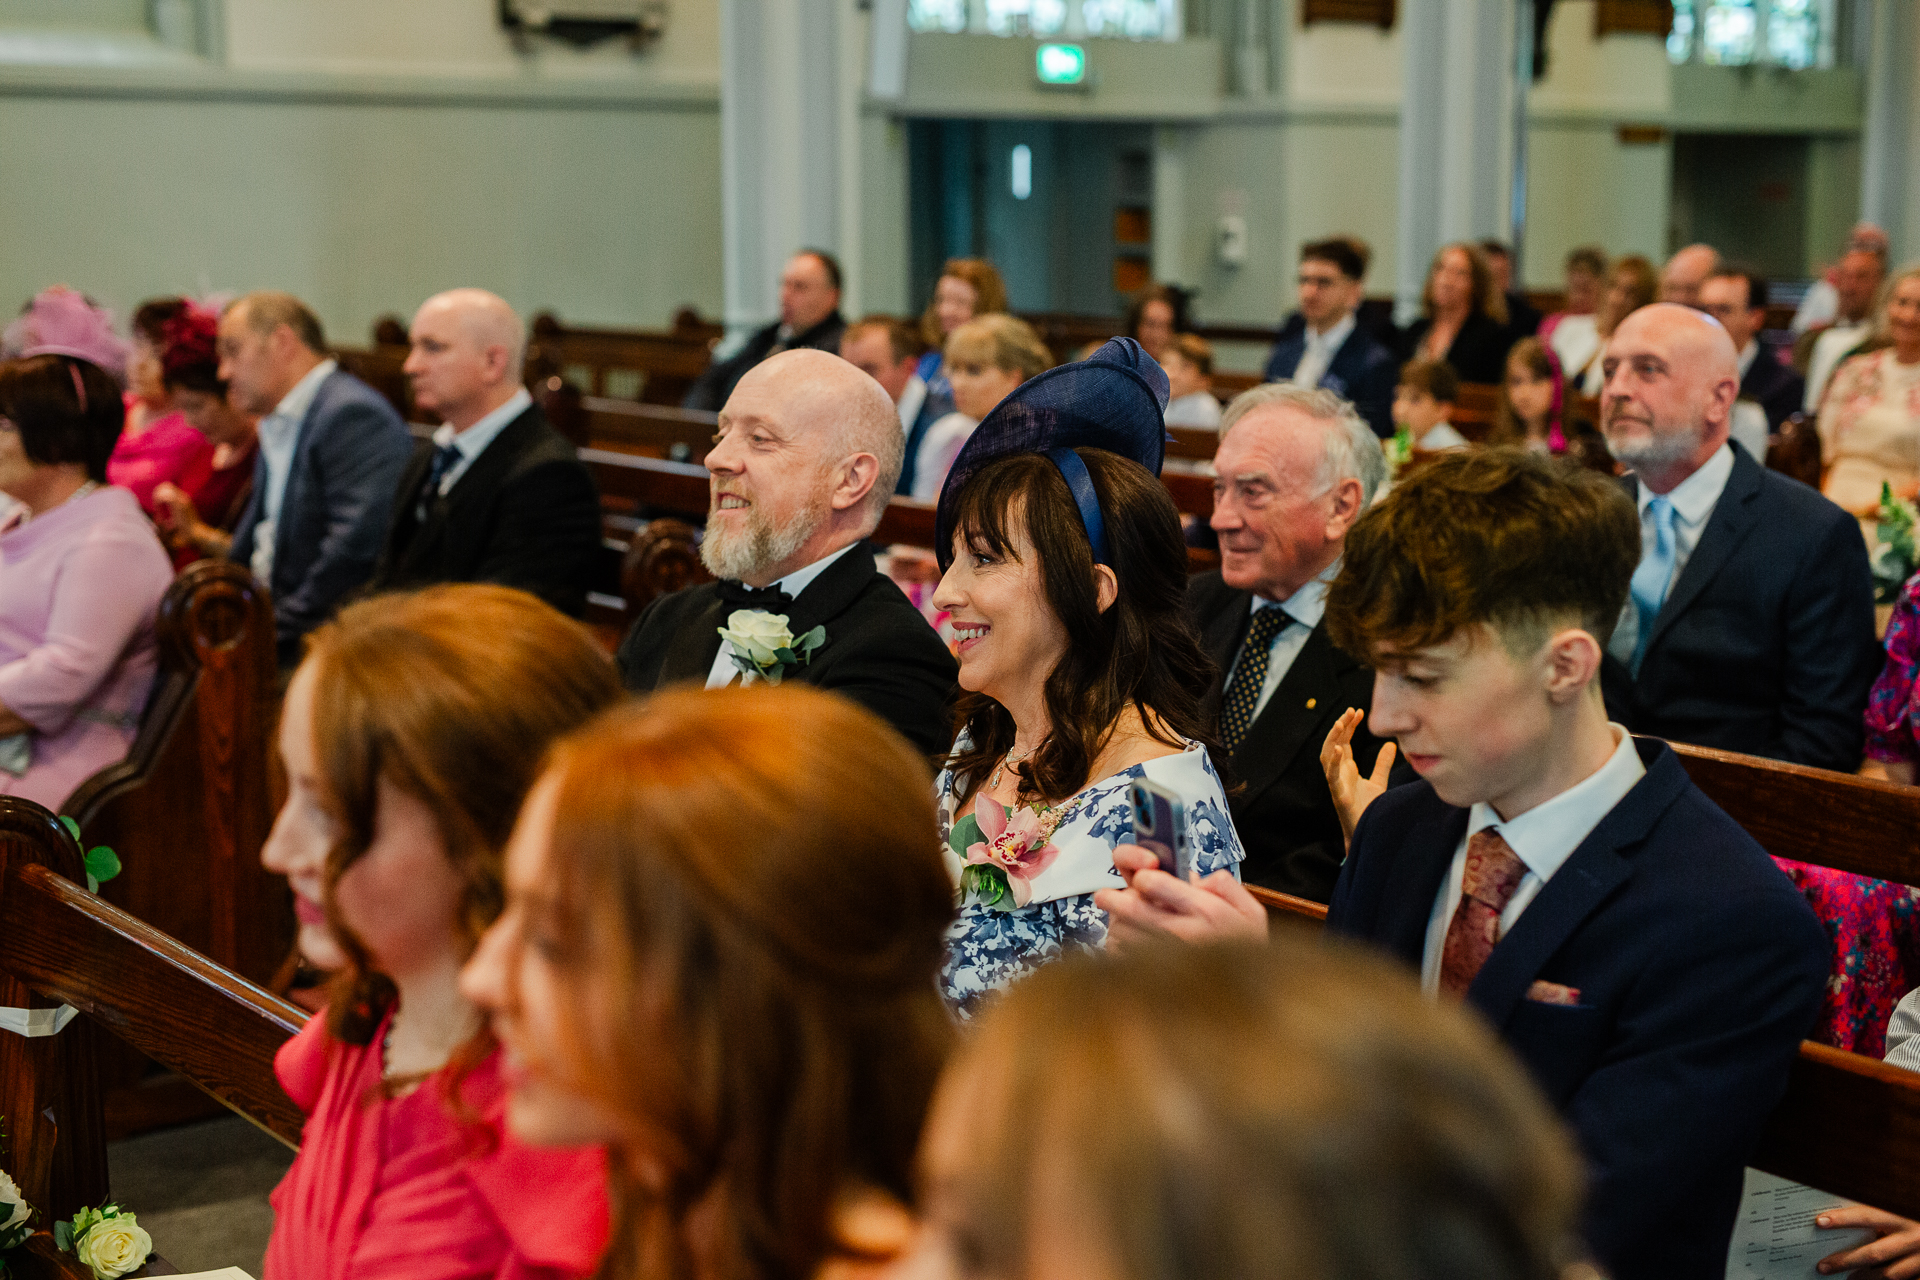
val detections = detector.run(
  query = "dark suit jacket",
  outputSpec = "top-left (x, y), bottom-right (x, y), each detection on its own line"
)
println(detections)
top-left (229, 366), bottom-right (413, 666)
top-left (368, 402), bottom-right (601, 618)
top-left (1188, 572), bottom-right (1393, 901)
top-left (1603, 444), bottom-right (1880, 771)
top-left (1740, 349), bottom-right (1806, 431)
top-left (681, 312), bottom-right (848, 412)
top-left (1328, 738), bottom-right (1827, 1279)
top-left (615, 543), bottom-right (958, 757)
top-left (1399, 312), bottom-right (1514, 384)
top-left (1262, 313), bottom-right (1400, 438)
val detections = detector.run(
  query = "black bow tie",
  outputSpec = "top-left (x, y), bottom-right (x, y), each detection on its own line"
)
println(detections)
top-left (716, 580), bottom-right (795, 612)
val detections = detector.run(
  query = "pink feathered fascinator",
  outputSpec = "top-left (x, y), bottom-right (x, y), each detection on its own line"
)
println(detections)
top-left (2, 286), bottom-right (130, 379)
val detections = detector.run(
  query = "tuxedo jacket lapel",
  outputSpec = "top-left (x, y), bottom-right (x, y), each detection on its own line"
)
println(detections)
top-left (1643, 449), bottom-right (1763, 657)
top-left (659, 590), bottom-right (730, 685)
top-left (780, 544), bottom-right (876, 652)
top-left (1466, 742), bottom-right (1687, 1026)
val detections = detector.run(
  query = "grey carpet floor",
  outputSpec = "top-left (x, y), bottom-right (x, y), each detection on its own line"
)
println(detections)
top-left (108, 1115), bottom-right (293, 1277)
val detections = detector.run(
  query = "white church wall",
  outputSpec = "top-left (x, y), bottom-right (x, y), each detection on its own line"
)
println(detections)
top-left (0, 0), bottom-right (723, 342)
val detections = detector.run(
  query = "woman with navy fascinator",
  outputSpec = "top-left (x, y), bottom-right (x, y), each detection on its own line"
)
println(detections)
top-left (929, 337), bottom-right (1244, 1017)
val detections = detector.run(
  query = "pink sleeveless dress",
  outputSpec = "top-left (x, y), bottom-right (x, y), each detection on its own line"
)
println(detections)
top-left (265, 1011), bottom-right (610, 1280)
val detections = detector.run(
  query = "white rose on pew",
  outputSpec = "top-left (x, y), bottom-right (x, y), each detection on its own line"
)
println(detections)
top-left (74, 1213), bottom-right (151, 1279)
top-left (0, 1168), bottom-right (29, 1235)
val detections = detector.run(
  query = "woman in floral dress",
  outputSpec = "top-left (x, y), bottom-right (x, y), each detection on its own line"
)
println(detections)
top-left (927, 338), bottom-right (1243, 1016)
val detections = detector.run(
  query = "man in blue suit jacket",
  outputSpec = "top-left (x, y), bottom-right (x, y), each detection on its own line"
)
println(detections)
top-left (1099, 448), bottom-right (1828, 1279)
top-left (1595, 304), bottom-right (1880, 771)
top-left (1263, 239), bottom-right (1399, 437)
top-left (219, 292), bottom-right (413, 666)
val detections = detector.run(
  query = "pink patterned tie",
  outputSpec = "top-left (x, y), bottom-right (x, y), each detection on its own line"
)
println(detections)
top-left (1439, 828), bottom-right (1528, 998)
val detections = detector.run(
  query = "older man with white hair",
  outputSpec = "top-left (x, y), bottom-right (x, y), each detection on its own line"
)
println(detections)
top-left (368, 288), bottom-right (600, 615)
top-left (1185, 382), bottom-right (1403, 902)
top-left (1596, 303), bottom-right (1878, 770)
top-left (617, 348), bottom-right (958, 754)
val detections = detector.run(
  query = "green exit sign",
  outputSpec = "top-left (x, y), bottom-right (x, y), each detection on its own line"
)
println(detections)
top-left (1035, 42), bottom-right (1087, 86)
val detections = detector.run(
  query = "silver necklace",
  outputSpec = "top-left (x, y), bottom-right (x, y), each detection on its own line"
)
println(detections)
top-left (989, 741), bottom-right (1038, 792)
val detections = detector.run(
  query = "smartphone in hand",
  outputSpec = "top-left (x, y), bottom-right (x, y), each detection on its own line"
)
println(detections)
top-left (1128, 779), bottom-right (1194, 881)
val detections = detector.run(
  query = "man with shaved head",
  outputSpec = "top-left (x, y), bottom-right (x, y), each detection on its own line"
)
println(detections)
top-left (617, 348), bottom-right (957, 752)
top-left (367, 288), bottom-right (600, 615)
top-left (1598, 303), bottom-right (1878, 769)
top-left (1658, 243), bottom-right (1721, 307)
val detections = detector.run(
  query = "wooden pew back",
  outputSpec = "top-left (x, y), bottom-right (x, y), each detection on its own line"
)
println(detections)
top-left (0, 795), bottom-right (302, 1254)
top-left (1247, 742), bottom-right (1920, 1221)
top-left (62, 561), bottom-right (288, 988)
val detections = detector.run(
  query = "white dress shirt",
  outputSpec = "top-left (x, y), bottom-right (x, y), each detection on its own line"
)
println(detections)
top-left (1607, 443), bottom-right (1735, 666)
top-left (1419, 724), bottom-right (1646, 993)
top-left (704, 542), bottom-right (863, 689)
top-left (896, 375), bottom-right (929, 435)
top-left (1291, 312), bottom-right (1355, 392)
top-left (250, 358), bottom-right (337, 585)
top-left (911, 412), bottom-right (978, 501)
top-left (1222, 561), bottom-right (1336, 722)
top-left (1548, 314), bottom-right (1601, 387)
top-left (1736, 341), bottom-right (1759, 383)
top-left (427, 386), bottom-right (531, 500)
top-left (1805, 320), bottom-right (1871, 414)
top-left (1164, 391), bottom-right (1223, 430)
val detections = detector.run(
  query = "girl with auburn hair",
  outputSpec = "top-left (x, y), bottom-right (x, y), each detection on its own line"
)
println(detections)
top-left (902, 937), bottom-right (1588, 1280)
top-left (928, 338), bottom-right (1241, 1017)
top-left (261, 584), bottom-right (622, 1280)
top-left (1402, 242), bottom-right (1515, 383)
top-left (1489, 337), bottom-right (1612, 472)
top-left (459, 684), bottom-right (956, 1280)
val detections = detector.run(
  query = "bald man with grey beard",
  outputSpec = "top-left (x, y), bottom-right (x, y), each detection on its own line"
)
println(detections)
top-left (368, 288), bottom-right (601, 616)
top-left (615, 349), bottom-right (958, 754)
top-left (1596, 303), bottom-right (1879, 770)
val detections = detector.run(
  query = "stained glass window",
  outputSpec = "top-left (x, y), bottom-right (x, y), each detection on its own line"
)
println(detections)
top-left (1666, 0), bottom-right (1828, 68)
top-left (909, 0), bottom-right (1178, 40)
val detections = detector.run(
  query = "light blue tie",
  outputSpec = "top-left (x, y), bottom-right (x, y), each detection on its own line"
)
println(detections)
top-left (1628, 496), bottom-right (1677, 675)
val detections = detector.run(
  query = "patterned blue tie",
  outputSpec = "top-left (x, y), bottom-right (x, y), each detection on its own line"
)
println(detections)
top-left (1628, 496), bottom-right (1678, 676)
top-left (1220, 606), bottom-right (1290, 753)
top-left (416, 443), bottom-right (461, 522)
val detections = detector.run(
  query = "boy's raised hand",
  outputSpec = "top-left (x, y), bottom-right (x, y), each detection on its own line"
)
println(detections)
top-left (1321, 707), bottom-right (1397, 848)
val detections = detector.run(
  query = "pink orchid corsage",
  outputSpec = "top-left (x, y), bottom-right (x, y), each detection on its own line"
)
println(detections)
top-left (962, 793), bottom-right (1062, 910)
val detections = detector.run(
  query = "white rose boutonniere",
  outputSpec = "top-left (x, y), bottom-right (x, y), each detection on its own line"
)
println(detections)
top-left (56, 1204), bottom-right (152, 1280)
top-left (716, 610), bottom-right (826, 686)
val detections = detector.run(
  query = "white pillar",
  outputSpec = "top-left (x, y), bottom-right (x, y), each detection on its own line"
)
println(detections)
top-left (720, 0), bottom-right (850, 339)
top-left (1151, 124), bottom-right (1190, 287)
top-left (1859, 0), bottom-right (1916, 260)
top-left (1393, 0), bottom-right (1514, 323)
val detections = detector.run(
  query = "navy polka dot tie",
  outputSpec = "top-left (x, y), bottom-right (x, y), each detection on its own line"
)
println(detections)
top-left (1220, 606), bottom-right (1290, 753)
top-left (416, 442), bottom-right (461, 522)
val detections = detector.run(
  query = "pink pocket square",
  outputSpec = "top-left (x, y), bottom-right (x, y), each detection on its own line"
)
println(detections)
top-left (1526, 980), bottom-right (1582, 1006)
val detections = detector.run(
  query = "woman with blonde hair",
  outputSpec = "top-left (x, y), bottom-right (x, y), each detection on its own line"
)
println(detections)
top-left (262, 584), bottom-right (623, 1280)
top-left (901, 937), bottom-right (1588, 1280)
top-left (1400, 242), bottom-right (1514, 383)
top-left (909, 313), bottom-right (1052, 501)
top-left (459, 684), bottom-right (956, 1280)
top-left (1818, 262), bottom-right (1920, 543)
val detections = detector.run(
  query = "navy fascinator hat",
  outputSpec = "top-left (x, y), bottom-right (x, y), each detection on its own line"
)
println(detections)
top-left (934, 336), bottom-right (1170, 571)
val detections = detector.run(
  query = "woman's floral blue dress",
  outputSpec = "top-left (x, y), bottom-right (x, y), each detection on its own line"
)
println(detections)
top-left (934, 738), bottom-right (1244, 1018)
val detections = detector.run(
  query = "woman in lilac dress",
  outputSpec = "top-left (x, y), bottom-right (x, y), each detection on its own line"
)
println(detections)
top-left (0, 352), bottom-right (172, 810)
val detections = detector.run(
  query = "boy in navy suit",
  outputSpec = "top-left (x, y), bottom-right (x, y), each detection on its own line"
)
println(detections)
top-left (1100, 449), bottom-right (1828, 1280)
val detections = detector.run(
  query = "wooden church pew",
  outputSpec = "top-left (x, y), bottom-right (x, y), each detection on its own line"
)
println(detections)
top-left (0, 796), bottom-right (301, 1276)
top-left (1246, 739), bottom-right (1920, 1221)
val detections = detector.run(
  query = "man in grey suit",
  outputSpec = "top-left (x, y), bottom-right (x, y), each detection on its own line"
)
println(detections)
top-left (220, 291), bottom-right (412, 666)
